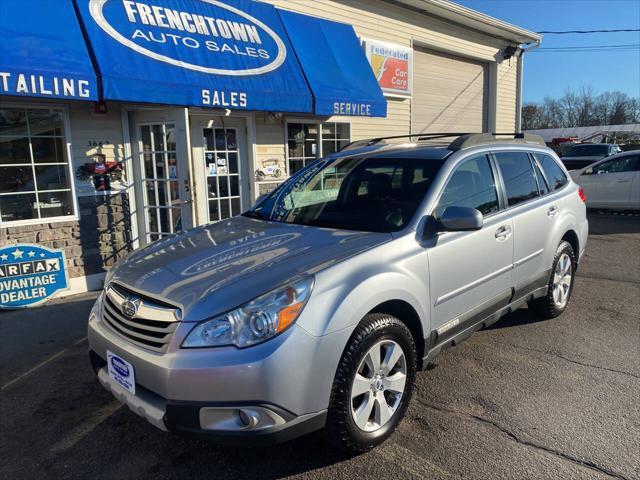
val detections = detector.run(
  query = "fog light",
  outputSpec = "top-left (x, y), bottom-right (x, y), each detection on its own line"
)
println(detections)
top-left (238, 409), bottom-right (261, 428)
top-left (200, 406), bottom-right (286, 431)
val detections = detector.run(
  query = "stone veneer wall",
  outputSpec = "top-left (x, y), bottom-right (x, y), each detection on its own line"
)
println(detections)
top-left (0, 193), bottom-right (133, 280)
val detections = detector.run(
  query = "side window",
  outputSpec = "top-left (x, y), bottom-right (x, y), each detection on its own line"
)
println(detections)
top-left (435, 155), bottom-right (499, 218)
top-left (592, 156), bottom-right (637, 174)
top-left (534, 153), bottom-right (568, 191)
top-left (532, 160), bottom-right (550, 195)
top-left (494, 151), bottom-right (539, 206)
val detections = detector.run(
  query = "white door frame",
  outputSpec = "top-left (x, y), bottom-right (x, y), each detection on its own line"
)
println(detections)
top-left (122, 107), bottom-right (257, 240)
top-left (122, 106), bottom-right (194, 245)
top-left (188, 109), bottom-right (256, 226)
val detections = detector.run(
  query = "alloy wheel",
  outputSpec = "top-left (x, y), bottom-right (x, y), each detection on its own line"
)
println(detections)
top-left (350, 340), bottom-right (407, 432)
top-left (552, 252), bottom-right (572, 308)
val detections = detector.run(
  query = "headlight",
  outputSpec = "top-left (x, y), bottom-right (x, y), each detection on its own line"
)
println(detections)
top-left (182, 276), bottom-right (314, 349)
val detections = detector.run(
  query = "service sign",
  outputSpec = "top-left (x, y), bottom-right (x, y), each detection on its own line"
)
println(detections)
top-left (362, 38), bottom-right (412, 98)
top-left (0, 245), bottom-right (68, 309)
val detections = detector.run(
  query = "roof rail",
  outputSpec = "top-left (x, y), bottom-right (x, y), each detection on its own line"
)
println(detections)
top-left (339, 132), bottom-right (547, 152)
top-left (339, 132), bottom-right (473, 151)
top-left (448, 132), bottom-right (547, 150)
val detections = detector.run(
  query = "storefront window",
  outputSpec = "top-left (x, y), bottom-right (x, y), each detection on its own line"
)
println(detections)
top-left (0, 107), bottom-right (75, 224)
top-left (321, 123), bottom-right (351, 156)
top-left (286, 122), bottom-right (350, 176)
top-left (287, 123), bottom-right (319, 175)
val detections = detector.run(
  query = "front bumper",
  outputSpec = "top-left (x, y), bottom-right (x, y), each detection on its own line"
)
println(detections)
top-left (88, 304), bottom-right (336, 442)
top-left (92, 351), bottom-right (326, 443)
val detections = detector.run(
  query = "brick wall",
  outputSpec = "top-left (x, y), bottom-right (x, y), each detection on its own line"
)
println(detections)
top-left (0, 193), bottom-right (133, 279)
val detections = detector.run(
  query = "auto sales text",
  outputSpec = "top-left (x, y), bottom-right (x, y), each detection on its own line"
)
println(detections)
top-left (122, 1), bottom-right (270, 58)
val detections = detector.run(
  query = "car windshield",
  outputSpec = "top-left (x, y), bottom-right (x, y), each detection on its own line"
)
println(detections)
top-left (245, 155), bottom-right (445, 232)
top-left (564, 144), bottom-right (610, 157)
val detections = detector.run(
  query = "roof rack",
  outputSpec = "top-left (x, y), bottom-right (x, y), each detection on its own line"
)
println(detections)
top-left (340, 132), bottom-right (473, 151)
top-left (448, 132), bottom-right (547, 150)
top-left (339, 132), bottom-right (546, 152)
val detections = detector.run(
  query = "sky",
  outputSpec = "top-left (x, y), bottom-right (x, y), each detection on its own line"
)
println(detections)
top-left (456, 0), bottom-right (640, 103)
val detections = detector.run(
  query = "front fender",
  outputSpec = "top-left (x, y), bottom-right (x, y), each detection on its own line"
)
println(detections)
top-left (298, 269), bottom-right (429, 339)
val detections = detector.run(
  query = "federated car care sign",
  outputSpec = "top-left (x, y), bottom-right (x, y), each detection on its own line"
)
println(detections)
top-left (362, 38), bottom-right (412, 98)
top-left (0, 245), bottom-right (68, 309)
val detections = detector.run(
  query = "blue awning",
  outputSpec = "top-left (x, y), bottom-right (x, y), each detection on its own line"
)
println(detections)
top-left (278, 10), bottom-right (387, 118)
top-left (0, 0), bottom-right (98, 101)
top-left (74, 0), bottom-right (312, 113)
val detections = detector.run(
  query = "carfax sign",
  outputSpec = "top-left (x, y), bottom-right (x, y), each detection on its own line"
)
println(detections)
top-left (0, 245), bottom-right (68, 309)
top-left (362, 38), bottom-right (413, 98)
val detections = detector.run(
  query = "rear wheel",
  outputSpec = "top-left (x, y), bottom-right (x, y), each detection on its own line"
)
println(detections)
top-left (324, 314), bottom-right (417, 453)
top-left (528, 241), bottom-right (576, 318)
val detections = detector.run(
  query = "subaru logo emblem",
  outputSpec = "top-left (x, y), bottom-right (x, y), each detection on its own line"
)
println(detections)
top-left (121, 297), bottom-right (139, 318)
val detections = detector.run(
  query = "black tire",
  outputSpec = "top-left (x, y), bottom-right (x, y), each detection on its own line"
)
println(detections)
top-left (324, 314), bottom-right (417, 454)
top-left (528, 240), bottom-right (576, 319)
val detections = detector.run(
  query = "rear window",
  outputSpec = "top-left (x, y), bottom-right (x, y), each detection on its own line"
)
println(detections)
top-left (494, 151), bottom-right (539, 207)
top-left (535, 153), bottom-right (568, 191)
top-left (564, 144), bottom-right (610, 157)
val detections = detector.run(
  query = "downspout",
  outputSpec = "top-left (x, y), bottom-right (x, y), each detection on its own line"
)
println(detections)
top-left (515, 39), bottom-right (541, 133)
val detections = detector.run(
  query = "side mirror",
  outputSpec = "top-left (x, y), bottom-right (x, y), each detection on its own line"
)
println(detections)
top-left (438, 206), bottom-right (483, 232)
top-left (583, 167), bottom-right (593, 175)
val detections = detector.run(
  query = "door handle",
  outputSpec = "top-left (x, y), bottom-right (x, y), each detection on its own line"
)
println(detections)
top-left (547, 205), bottom-right (558, 217)
top-left (495, 225), bottom-right (512, 241)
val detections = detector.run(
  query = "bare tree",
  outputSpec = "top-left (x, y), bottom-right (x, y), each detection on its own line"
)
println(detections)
top-left (522, 88), bottom-right (639, 130)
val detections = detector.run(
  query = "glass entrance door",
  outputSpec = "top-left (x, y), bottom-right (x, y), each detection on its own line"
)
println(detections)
top-left (203, 127), bottom-right (242, 222)
top-left (138, 122), bottom-right (186, 242)
top-left (189, 115), bottom-right (249, 226)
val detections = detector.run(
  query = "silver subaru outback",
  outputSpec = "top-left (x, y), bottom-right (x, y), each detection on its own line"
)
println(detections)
top-left (88, 133), bottom-right (588, 452)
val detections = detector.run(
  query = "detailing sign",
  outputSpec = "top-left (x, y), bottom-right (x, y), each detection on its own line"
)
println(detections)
top-left (0, 244), bottom-right (68, 309)
top-left (362, 38), bottom-right (412, 98)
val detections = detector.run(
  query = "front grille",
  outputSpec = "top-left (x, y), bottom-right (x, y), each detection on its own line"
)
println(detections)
top-left (101, 284), bottom-right (180, 353)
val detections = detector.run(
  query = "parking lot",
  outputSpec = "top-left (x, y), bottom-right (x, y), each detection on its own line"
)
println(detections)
top-left (1, 211), bottom-right (638, 480)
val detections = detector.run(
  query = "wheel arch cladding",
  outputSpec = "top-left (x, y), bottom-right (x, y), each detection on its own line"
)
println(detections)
top-left (368, 300), bottom-right (425, 369)
top-left (561, 229), bottom-right (580, 263)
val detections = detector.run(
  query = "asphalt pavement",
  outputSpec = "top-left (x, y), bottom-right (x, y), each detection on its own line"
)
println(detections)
top-left (1, 211), bottom-right (639, 480)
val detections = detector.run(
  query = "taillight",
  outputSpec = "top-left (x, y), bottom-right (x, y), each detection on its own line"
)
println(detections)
top-left (578, 186), bottom-right (587, 202)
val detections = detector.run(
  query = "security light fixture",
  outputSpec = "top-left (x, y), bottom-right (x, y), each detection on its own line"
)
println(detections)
top-left (503, 45), bottom-right (521, 60)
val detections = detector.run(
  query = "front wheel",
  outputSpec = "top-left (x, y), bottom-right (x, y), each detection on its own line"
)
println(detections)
top-left (528, 241), bottom-right (576, 319)
top-left (324, 314), bottom-right (417, 453)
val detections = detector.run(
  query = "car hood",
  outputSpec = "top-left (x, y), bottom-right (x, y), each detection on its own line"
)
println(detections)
top-left (109, 216), bottom-right (391, 321)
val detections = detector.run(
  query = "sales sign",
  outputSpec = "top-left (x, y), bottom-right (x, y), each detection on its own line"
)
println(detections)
top-left (0, 244), bottom-right (68, 309)
top-left (362, 38), bottom-right (412, 98)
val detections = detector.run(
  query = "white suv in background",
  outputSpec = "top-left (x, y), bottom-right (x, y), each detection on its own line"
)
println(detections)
top-left (570, 151), bottom-right (640, 210)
